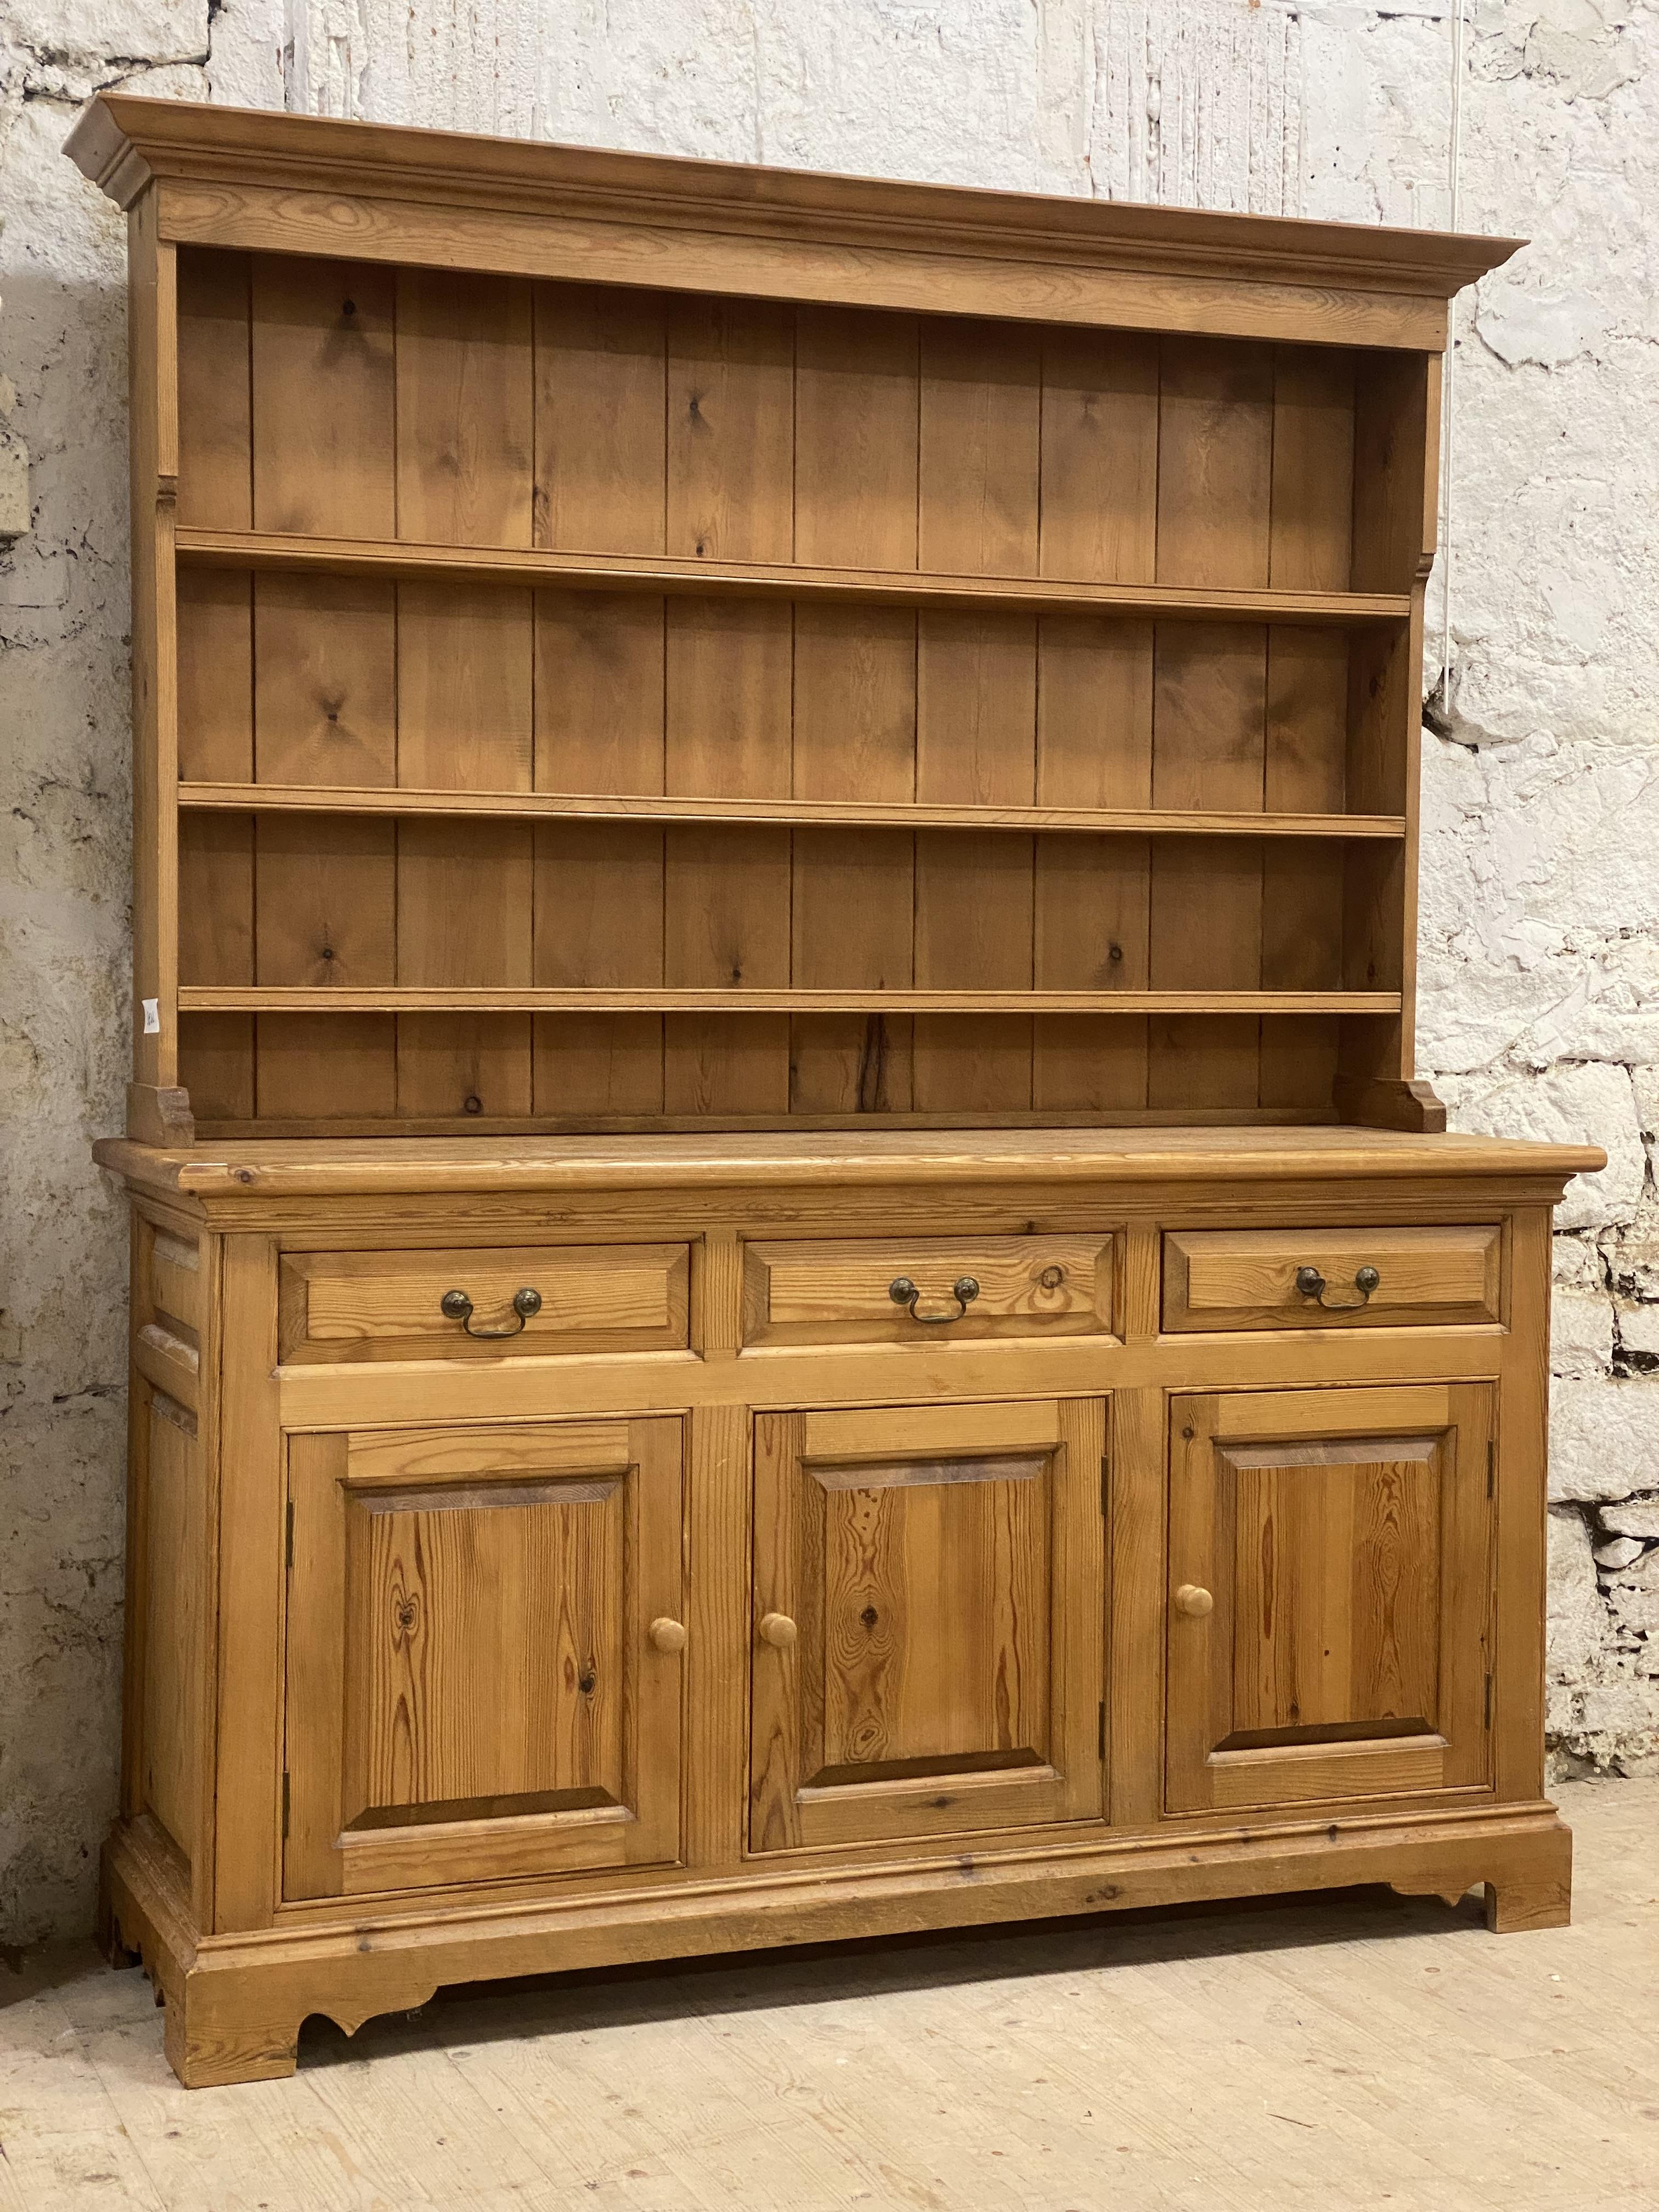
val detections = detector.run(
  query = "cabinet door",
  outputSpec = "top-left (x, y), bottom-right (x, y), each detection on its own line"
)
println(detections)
top-left (751, 1398), bottom-right (1105, 1852)
top-left (284, 1416), bottom-right (683, 1899)
top-left (1167, 1385), bottom-right (1493, 1815)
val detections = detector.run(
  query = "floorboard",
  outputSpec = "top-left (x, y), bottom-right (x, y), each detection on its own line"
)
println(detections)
top-left (2, 1779), bottom-right (1654, 2211)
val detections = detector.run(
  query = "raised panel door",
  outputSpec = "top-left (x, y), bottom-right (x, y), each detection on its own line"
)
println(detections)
top-left (1167, 1384), bottom-right (1494, 1814)
top-left (750, 1397), bottom-right (1106, 1852)
top-left (284, 1415), bottom-right (684, 1898)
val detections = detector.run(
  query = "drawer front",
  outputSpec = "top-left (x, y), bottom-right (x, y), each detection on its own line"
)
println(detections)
top-left (280, 1244), bottom-right (690, 1362)
top-left (743, 1234), bottom-right (1113, 1348)
top-left (1163, 1225), bottom-right (1502, 1333)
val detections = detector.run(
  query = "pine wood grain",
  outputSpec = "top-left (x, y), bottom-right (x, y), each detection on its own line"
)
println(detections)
top-left (180, 986), bottom-right (1403, 1016)
top-left (918, 318), bottom-right (1040, 578)
top-left (668, 298), bottom-right (793, 564)
top-left (789, 828), bottom-right (916, 1114)
top-left (101, 1119), bottom-right (1587, 1196)
top-left (175, 529), bottom-right (1411, 624)
top-left (793, 304), bottom-right (918, 570)
top-left (1148, 636), bottom-right (1267, 1110)
top-left (180, 781), bottom-right (1404, 839)
top-left (534, 283), bottom-right (667, 556)
top-left (1166, 1383), bottom-right (1493, 1815)
top-left (395, 269), bottom-right (534, 548)
top-left (913, 605), bottom-right (1036, 1110)
top-left (252, 576), bottom-right (396, 788)
top-left (789, 306), bottom-right (921, 1113)
top-left (126, 195), bottom-right (179, 1102)
top-left (1164, 1223), bottom-right (1502, 1331)
top-left (253, 816), bottom-right (395, 992)
top-left (1032, 615), bottom-right (1155, 1110)
top-left (177, 814), bottom-right (252, 990)
top-left (533, 592), bottom-right (666, 797)
top-left (1039, 327), bottom-right (1159, 584)
top-left (750, 1394), bottom-right (1103, 1851)
top-left (395, 574), bottom-right (534, 1112)
top-left (175, 247), bottom-right (251, 531)
top-left (397, 820), bottom-right (534, 1118)
top-left (176, 571), bottom-right (253, 785)
top-left (75, 97), bottom-right (1516, 360)
top-left (1156, 337), bottom-right (1273, 589)
top-left (250, 259), bottom-right (394, 537)
top-left (245, 254), bottom-right (399, 1116)
top-left (211, 1233), bottom-right (284, 1931)
top-left (1261, 349), bottom-right (1352, 1110)
top-left (285, 1415), bottom-right (684, 1899)
top-left (141, 1391), bottom-right (201, 1861)
top-left (661, 304), bottom-right (793, 1116)
top-left (1269, 347), bottom-right (1356, 592)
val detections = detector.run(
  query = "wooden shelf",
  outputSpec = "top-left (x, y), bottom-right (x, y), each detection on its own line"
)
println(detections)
top-left (179, 988), bottom-right (1402, 1015)
top-left (176, 783), bottom-right (1407, 841)
top-left (174, 529), bottom-right (1412, 628)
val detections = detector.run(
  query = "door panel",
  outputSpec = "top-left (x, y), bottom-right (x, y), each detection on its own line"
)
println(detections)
top-left (1167, 1384), bottom-right (1493, 1814)
top-left (1228, 1434), bottom-right (1442, 1741)
top-left (285, 1415), bottom-right (684, 1899)
top-left (751, 1396), bottom-right (1105, 1852)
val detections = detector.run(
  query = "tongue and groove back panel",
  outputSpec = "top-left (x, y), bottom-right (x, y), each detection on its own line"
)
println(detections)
top-left (171, 247), bottom-right (1425, 1133)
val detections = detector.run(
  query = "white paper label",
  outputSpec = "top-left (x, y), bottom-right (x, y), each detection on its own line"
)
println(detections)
top-left (141, 998), bottom-right (161, 1035)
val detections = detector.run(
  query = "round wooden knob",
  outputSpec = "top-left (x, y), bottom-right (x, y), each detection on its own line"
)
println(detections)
top-left (1175, 1584), bottom-right (1214, 1618)
top-left (649, 1616), bottom-right (687, 1654)
top-left (758, 1611), bottom-right (798, 1649)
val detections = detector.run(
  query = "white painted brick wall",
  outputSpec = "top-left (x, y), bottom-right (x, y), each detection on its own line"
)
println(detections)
top-left (3, 0), bottom-right (1654, 1939)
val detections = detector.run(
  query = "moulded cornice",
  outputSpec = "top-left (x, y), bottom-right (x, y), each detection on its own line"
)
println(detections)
top-left (65, 93), bottom-right (1520, 302)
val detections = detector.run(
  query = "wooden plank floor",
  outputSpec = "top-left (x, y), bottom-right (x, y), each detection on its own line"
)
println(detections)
top-left (3, 1779), bottom-right (1655, 2212)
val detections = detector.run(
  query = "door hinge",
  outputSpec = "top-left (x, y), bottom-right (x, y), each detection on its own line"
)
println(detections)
top-left (1098, 1700), bottom-right (1107, 1760)
top-left (1101, 1453), bottom-right (1111, 1517)
top-left (285, 1497), bottom-right (295, 1570)
top-left (1487, 1439), bottom-right (1496, 1499)
top-left (1484, 1673), bottom-right (1493, 1730)
top-left (281, 1770), bottom-right (291, 1838)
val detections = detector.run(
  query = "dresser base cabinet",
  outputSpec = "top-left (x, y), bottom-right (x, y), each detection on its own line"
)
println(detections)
top-left (101, 1784), bottom-right (1574, 2092)
top-left (95, 1128), bottom-right (1594, 2087)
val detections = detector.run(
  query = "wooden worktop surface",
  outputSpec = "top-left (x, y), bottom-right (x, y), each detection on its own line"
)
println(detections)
top-left (93, 1125), bottom-right (1607, 1200)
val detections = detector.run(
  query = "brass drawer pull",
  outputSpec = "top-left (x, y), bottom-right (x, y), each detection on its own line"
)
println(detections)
top-left (439, 1286), bottom-right (543, 1338)
top-left (1294, 1263), bottom-right (1380, 1311)
top-left (889, 1274), bottom-right (980, 1325)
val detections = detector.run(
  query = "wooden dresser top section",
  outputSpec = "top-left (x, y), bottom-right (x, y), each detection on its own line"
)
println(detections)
top-left (66, 95), bottom-right (1519, 354)
top-left (95, 1125), bottom-right (1604, 1204)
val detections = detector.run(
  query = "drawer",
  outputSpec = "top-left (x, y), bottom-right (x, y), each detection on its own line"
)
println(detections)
top-left (742, 1234), bottom-right (1113, 1348)
top-left (279, 1244), bottom-right (690, 1363)
top-left (1163, 1225), bottom-right (1502, 1332)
